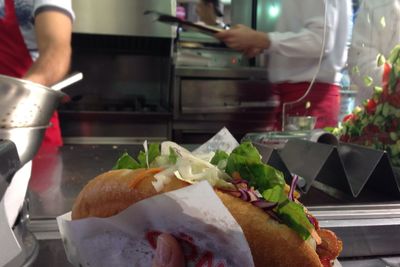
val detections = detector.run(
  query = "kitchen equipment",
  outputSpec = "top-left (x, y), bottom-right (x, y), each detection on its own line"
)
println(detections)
top-left (0, 141), bottom-right (38, 267)
top-left (71, 0), bottom-right (175, 38)
top-left (278, 138), bottom-right (400, 198)
top-left (176, 47), bottom-right (247, 68)
top-left (242, 129), bottom-right (338, 150)
top-left (172, 67), bottom-right (278, 142)
top-left (0, 72), bottom-right (83, 128)
top-left (144, 10), bottom-right (223, 36)
top-left (0, 140), bottom-right (19, 201)
top-left (170, 0), bottom-right (276, 143)
top-left (242, 131), bottom-right (311, 150)
top-left (284, 116), bottom-right (317, 131)
top-left (51, 72), bottom-right (83, 91)
top-left (0, 125), bottom-right (49, 167)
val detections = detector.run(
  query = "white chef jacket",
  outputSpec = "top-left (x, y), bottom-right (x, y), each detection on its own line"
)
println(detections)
top-left (348, 0), bottom-right (400, 106)
top-left (266, 0), bottom-right (353, 85)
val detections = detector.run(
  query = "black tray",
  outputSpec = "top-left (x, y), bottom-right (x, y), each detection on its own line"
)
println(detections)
top-left (144, 10), bottom-right (223, 36)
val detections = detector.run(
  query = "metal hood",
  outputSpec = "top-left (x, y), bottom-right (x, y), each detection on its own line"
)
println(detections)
top-left (71, 0), bottom-right (176, 38)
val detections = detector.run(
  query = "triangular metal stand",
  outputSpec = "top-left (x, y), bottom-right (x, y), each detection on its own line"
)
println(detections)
top-left (275, 139), bottom-right (400, 199)
top-left (356, 151), bottom-right (400, 199)
top-left (338, 142), bottom-right (400, 197)
top-left (278, 139), bottom-right (353, 195)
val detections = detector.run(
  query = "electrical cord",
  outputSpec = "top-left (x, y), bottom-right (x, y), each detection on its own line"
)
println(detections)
top-left (281, 0), bottom-right (328, 131)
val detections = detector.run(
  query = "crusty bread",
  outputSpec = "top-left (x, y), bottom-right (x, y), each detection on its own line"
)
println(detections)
top-left (72, 169), bottom-right (322, 267)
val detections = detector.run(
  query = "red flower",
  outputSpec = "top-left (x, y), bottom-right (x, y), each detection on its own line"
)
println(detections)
top-left (382, 63), bottom-right (392, 98)
top-left (342, 114), bottom-right (355, 123)
top-left (365, 99), bottom-right (377, 114)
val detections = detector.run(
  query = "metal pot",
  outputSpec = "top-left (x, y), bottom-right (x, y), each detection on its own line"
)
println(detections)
top-left (0, 72), bottom-right (83, 128)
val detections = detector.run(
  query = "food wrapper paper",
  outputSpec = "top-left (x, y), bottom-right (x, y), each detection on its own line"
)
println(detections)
top-left (192, 127), bottom-right (239, 155)
top-left (57, 181), bottom-right (254, 267)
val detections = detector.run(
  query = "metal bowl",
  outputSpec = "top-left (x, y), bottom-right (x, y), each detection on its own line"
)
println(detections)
top-left (0, 125), bottom-right (48, 166)
top-left (284, 116), bottom-right (317, 131)
top-left (0, 74), bottom-right (66, 128)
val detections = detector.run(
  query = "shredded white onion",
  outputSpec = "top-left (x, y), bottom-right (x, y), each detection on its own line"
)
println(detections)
top-left (152, 167), bottom-right (174, 192)
top-left (306, 236), bottom-right (317, 251)
top-left (151, 141), bottom-right (235, 191)
top-left (143, 140), bottom-right (149, 168)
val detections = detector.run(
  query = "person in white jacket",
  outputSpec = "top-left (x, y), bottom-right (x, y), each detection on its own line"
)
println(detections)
top-left (215, 0), bottom-right (352, 129)
top-left (348, 0), bottom-right (400, 106)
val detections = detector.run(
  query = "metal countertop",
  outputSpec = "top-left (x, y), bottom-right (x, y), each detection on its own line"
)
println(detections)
top-left (28, 144), bottom-right (145, 220)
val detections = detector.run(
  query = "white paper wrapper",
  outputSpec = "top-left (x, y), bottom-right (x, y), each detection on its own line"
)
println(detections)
top-left (57, 181), bottom-right (254, 267)
top-left (193, 127), bottom-right (239, 156)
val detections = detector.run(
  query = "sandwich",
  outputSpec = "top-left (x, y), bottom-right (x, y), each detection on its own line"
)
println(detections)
top-left (71, 141), bottom-right (342, 267)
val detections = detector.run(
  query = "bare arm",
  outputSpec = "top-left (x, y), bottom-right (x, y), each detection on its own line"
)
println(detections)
top-left (23, 10), bottom-right (72, 86)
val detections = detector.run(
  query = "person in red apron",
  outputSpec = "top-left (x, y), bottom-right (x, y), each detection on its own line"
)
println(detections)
top-left (0, 0), bottom-right (73, 148)
top-left (214, 0), bottom-right (352, 130)
top-left (272, 82), bottom-right (341, 130)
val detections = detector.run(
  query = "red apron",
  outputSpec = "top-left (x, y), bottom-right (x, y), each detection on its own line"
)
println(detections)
top-left (0, 0), bottom-right (62, 147)
top-left (273, 82), bottom-right (341, 130)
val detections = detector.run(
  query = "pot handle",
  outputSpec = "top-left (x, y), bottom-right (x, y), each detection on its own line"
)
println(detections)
top-left (51, 72), bottom-right (83, 91)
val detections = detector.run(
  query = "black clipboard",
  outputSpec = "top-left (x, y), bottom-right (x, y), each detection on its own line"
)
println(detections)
top-left (144, 10), bottom-right (223, 36)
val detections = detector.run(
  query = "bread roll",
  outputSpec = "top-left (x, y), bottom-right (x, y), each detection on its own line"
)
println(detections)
top-left (72, 169), bottom-right (322, 267)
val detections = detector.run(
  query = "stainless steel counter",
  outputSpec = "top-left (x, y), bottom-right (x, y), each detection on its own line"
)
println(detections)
top-left (26, 144), bottom-right (400, 266)
top-left (28, 145), bottom-right (145, 219)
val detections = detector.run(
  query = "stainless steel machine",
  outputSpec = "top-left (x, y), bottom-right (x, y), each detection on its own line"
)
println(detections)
top-left (171, 31), bottom-right (278, 142)
top-left (172, 64), bottom-right (278, 142)
top-left (0, 141), bottom-right (39, 267)
top-left (0, 72), bottom-right (80, 267)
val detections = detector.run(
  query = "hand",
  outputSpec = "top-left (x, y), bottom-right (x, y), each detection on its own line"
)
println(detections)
top-left (215, 24), bottom-right (270, 53)
top-left (152, 233), bottom-right (185, 267)
top-left (243, 48), bottom-right (264, 58)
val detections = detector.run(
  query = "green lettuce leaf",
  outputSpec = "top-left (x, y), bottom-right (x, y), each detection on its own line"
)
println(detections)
top-left (210, 150), bottom-right (229, 166)
top-left (169, 147), bottom-right (178, 164)
top-left (226, 142), bottom-right (262, 173)
top-left (113, 143), bottom-right (161, 170)
top-left (225, 142), bottom-right (313, 240)
top-left (276, 199), bottom-right (313, 240)
top-left (112, 152), bottom-right (140, 170)
top-left (225, 142), bottom-right (285, 197)
top-left (262, 185), bottom-right (284, 203)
